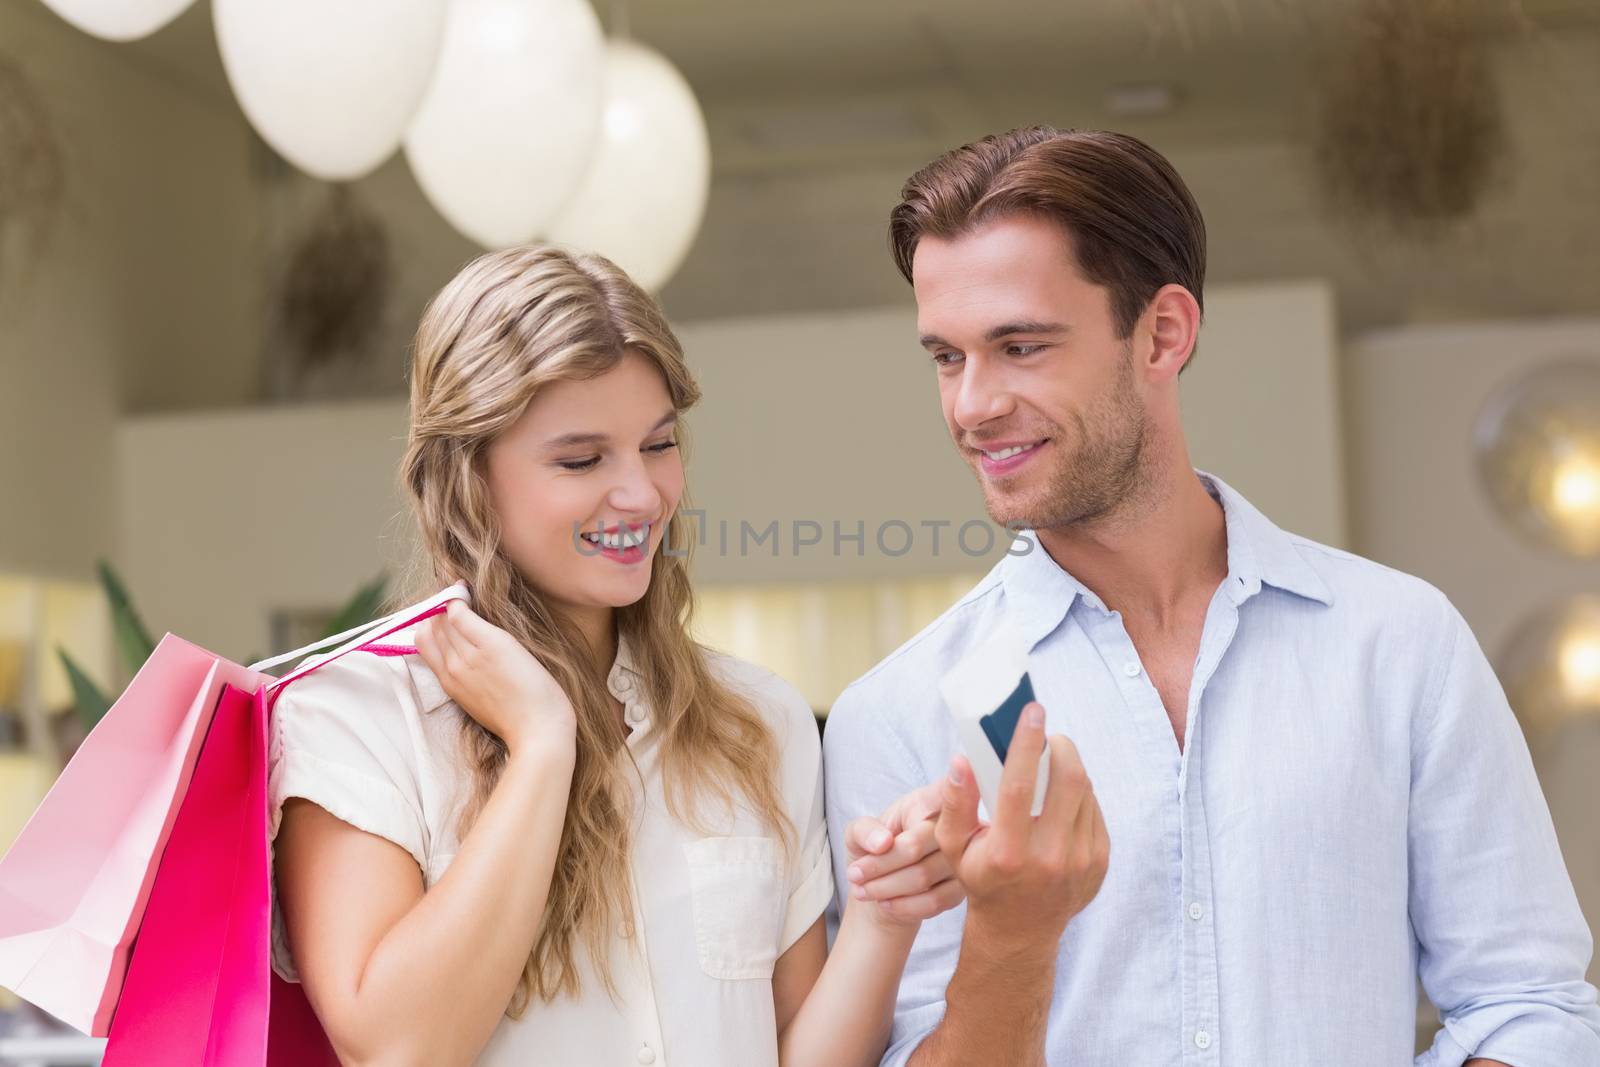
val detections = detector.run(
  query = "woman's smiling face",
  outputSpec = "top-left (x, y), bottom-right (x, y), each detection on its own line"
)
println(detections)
top-left (484, 348), bottom-right (685, 618)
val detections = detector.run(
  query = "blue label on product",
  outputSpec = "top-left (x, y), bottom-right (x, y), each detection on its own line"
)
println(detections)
top-left (978, 672), bottom-right (1036, 760)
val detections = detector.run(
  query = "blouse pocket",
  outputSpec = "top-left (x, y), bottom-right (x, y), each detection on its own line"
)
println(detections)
top-left (683, 836), bottom-right (786, 980)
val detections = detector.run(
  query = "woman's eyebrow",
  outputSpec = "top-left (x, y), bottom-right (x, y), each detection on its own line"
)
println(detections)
top-left (544, 410), bottom-right (677, 450)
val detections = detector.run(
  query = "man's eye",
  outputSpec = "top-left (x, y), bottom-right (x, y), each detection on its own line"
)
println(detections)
top-left (558, 456), bottom-right (600, 471)
top-left (932, 351), bottom-right (963, 367)
top-left (1007, 344), bottom-right (1044, 356)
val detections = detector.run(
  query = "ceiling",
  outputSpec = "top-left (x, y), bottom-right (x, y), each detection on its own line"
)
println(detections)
top-left (28, 0), bottom-right (1600, 332)
top-left (111, 0), bottom-right (1600, 172)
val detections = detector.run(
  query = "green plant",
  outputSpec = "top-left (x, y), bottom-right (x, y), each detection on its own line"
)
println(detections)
top-left (56, 563), bottom-right (387, 730)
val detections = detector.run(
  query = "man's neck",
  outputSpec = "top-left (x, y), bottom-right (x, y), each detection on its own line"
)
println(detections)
top-left (1034, 464), bottom-right (1228, 629)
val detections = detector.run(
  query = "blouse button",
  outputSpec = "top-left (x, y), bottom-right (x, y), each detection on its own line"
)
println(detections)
top-left (625, 703), bottom-right (646, 725)
top-left (637, 1045), bottom-right (656, 1064)
top-left (618, 917), bottom-right (635, 939)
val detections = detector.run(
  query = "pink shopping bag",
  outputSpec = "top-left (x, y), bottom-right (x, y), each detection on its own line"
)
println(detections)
top-left (0, 637), bottom-right (258, 1034)
top-left (0, 582), bottom-right (469, 1049)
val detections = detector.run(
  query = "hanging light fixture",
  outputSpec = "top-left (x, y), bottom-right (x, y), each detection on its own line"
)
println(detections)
top-left (1476, 358), bottom-right (1600, 558)
top-left (547, 38), bottom-right (711, 292)
top-left (34, 0), bottom-right (195, 42)
top-left (404, 0), bottom-right (606, 249)
top-left (213, 0), bottom-right (448, 182)
top-left (1499, 596), bottom-right (1600, 742)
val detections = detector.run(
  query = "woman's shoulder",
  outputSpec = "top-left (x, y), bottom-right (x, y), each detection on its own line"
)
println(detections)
top-left (269, 638), bottom-right (442, 776)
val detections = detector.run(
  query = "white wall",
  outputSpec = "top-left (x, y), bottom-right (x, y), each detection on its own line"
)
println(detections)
top-left (114, 400), bottom-right (418, 663)
top-left (1345, 316), bottom-right (1600, 983)
top-left (0, 2), bottom-right (256, 578)
top-left (113, 279), bottom-right (1343, 655)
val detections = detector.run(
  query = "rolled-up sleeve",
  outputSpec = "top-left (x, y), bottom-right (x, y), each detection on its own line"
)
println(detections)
top-left (823, 678), bottom-right (964, 1067)
top-left (1410, 600), bottom-right (1600, 1067)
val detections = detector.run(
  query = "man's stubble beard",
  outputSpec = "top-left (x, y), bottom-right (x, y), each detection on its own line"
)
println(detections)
top-left (979, 347), bottom-right (1151, 534)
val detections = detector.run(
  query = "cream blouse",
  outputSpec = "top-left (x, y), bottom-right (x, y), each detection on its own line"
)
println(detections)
top-left (267, 621), bottom-right (834, 1067)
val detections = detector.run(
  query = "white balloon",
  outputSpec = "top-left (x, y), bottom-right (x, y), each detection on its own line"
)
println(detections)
top-left (36, 0), bottom-right (195, 42)
top-left (214, 0), bottom-right (448, 182)
top-left (547, 40), bottom-right (711, 292)
top-left (405, 0), bottom-right (605, 249)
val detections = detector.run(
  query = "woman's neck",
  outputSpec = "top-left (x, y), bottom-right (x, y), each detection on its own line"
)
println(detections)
top-left (566, 603), bottom-right (618, 669)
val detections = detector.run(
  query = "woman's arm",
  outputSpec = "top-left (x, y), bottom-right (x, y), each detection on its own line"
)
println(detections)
top-left (277, 739), bottom-right (573, 1067)
top-left (774, 784), bottom-right (961, 1067)
top-left (277, 600), bottom-right (579, 1067)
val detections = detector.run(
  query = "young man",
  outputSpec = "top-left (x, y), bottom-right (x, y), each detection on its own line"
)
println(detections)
top-left (824, 127), bottom-right (1600, 1066)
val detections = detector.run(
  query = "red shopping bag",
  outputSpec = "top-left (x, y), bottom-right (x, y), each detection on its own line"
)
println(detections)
top-left (102, 684), bottom-right (337, 1067)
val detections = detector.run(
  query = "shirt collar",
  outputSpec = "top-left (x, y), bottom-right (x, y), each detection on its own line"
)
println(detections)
top-left (1001, 468), bottom-right (1333, 651)
top-left (606, 634), bottom-right (648, 721)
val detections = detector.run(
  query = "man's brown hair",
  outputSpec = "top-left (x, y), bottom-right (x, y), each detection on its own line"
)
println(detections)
top-left (890, 126), bottom-right (1207, 353)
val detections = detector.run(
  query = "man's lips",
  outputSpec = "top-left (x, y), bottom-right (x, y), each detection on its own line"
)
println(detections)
top-left (973, 438), bottom-right (1048, 477)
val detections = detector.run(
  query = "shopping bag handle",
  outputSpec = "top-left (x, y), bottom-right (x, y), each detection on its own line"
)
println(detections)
top-left (249, 581), bottom-right (471, 685)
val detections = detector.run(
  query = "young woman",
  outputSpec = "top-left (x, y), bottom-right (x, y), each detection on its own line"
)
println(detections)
top-left (269, 246), bottom-right (962, 1067)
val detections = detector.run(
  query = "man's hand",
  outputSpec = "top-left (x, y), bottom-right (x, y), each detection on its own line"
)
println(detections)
top-left (935, 701), bottom-right (1108, 956)
top-left (843, 781), bottom-right (964, 925)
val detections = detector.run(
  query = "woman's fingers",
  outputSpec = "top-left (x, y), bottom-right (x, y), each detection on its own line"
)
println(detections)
top-left (438, 599), bottom-right (487, 650)
top-left (874, 876), bottom-right (966, 922)
top-left (853, 849), bottom-right (953, 902)
top-left (844, 816), bottom-right (896, 868)
top-left (849, 819), bottom-right (943, 888)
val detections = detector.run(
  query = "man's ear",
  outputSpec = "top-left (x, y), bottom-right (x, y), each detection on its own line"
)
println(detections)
top-left (1143, 284), bottom-right (1202, 380)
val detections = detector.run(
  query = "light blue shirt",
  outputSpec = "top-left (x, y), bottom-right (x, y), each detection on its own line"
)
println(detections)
top-left (823, 471), bottom-right (1600, 1067)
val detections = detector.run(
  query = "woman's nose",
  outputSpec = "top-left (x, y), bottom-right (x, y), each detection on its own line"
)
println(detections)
top-left (608, 460), bottom-right (662, 515)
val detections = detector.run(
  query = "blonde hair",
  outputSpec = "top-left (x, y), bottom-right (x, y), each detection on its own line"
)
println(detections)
top-left (398, 246), bottom-right (792, 1012)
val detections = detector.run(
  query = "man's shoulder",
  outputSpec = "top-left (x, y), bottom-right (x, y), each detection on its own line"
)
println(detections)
top-left (827, 566), bottom-right (1007, 731)
top-left (1282, 531), bottom-right (1457, 635)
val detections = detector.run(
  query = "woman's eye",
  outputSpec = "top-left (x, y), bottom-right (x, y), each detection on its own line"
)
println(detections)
top-left (646, 439), bottom-right (679, 454)
top-left (557, 456), bottom-right (600, 471)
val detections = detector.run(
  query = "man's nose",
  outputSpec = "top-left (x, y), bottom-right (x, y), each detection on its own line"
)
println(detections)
top-left (952, 356), bottom-right (1015, 431)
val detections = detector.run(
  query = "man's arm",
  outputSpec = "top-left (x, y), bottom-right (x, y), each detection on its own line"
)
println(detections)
top-left (1410, 598), bottom-right (1600, 1067)
top-left (909, 703), bottom-right (1109, 1067)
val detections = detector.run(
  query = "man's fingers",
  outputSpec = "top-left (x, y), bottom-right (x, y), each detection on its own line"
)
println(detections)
top-left (904, 780), bottom-right (944, 826)
top-left (991, 702), bottom-right (1048, 853)
top-left (1036, 734), bottom-right (1089, 842)
top-left (934, 755), bottom-right (981, 865)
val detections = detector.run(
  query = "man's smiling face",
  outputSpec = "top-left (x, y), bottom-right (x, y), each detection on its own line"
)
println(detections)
top-left (912, 212), bottom-right (1149, 532)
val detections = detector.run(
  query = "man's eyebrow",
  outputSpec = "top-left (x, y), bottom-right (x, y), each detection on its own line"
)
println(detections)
top-left (918, 322), bottom-right (1070, 350)
top-left (544, 410), bottom-right (677, 450)
top-left (984, 320), bottom-right (1069, 342)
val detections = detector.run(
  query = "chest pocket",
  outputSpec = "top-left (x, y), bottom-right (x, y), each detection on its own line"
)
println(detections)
top-left (683, 836), bottom-right (786, 980)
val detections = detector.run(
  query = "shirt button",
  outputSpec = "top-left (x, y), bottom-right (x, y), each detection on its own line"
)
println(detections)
top-left (637, 1046), bottom-right (656, 1064)
top-left (1194, 1030), bottom-right (1211, 1050)
top-left (625, 703), bottom-right (646, 725)
top-left (1188, 902), bottom-right (1204, 921)
top-left (1122, 661), bottom-right (1141, 678)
